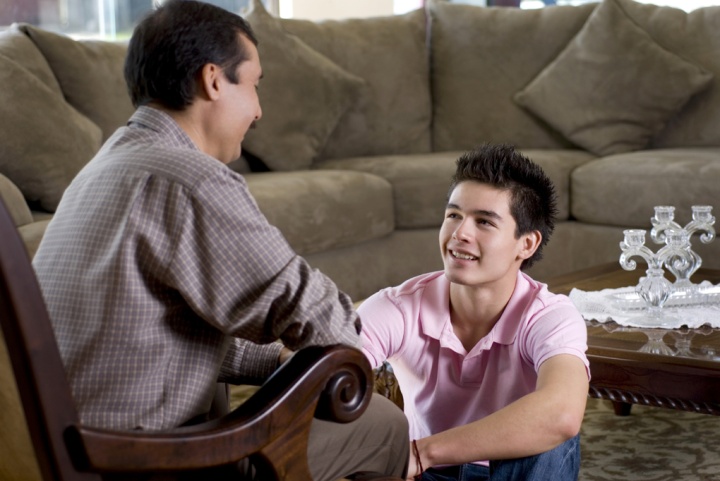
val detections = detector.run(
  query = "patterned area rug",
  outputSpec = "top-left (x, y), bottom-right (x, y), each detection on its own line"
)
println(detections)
top-left (230, 382), bottom-right (720, 480)
top-left (580, 398), bottom-right (720, 480)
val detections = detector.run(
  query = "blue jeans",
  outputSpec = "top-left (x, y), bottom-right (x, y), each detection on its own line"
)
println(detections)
top-left (420, 435), bottom-right (580, 481)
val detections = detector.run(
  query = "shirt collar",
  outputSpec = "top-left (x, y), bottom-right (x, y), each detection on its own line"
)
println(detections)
top-left (492, 272), bottom-right (534, 345)
top-left (418, 271), bottom-right (536, 351)
top-left (128, 106), bottom-right (199, 152)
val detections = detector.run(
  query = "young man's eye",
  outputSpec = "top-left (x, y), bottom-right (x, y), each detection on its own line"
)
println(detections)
top-left (446, 212), bottom-right (458, 219)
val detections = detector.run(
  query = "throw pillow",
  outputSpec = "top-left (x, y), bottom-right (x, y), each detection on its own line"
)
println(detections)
top-left (243, 0), bottom-right (367, 171)
top-left (0, 52), bottom-right (102, 212)
top-left (513, 0), bottom-right (714, 157)
top-left (0, 25), bottom-right (62, 96)
top-left (280, 8), bottom-right (432, 161)
top-left (21, 24), bottom-right (135, 141)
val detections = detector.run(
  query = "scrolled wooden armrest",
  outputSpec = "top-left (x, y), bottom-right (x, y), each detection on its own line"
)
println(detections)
top-left (68, 344), bottom-right (373, 473)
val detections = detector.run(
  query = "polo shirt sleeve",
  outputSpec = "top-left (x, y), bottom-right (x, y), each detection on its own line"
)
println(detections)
top-left (358, 290), bottom-right (406, 369)
top-left (522, 300), bottom-right (591, 380)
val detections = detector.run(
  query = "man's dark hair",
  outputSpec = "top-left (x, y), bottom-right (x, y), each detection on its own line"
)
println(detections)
top-left (124, 0), bottom-right (258, 110)
top-left (448, 144), bottom-right (558, 270)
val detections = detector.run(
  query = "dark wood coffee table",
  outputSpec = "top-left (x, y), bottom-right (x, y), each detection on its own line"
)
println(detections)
top-left (545, 263), bottom-right (720, 416)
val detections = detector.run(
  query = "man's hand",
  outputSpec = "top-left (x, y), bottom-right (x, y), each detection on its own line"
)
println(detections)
top-left (277, 346), bottom-right (295, 367)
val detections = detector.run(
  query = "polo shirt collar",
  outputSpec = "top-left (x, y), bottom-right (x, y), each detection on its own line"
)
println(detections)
top-left (418, 271), bottom-right (535, 354)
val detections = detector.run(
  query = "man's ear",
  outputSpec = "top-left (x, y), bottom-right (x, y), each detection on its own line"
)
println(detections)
top-left (518, 230), bottom-right (542, 261)
top-left (198, 63), bottom-right (222, 101)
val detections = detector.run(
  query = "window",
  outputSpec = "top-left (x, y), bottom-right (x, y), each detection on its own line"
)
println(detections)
top-left (3, 0), bottom-right (717, 39)
top-left (0, 0), bottom-right (278, 39)
top-left (455, 0), bottom-right (719, 10)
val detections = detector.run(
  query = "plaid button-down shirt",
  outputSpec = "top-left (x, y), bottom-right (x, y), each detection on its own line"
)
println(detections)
top-left (33, 107), bottom-right (361, 430)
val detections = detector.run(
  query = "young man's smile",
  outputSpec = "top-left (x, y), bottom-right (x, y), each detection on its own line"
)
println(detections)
top-left (449, 249), bottom-right (479, 262)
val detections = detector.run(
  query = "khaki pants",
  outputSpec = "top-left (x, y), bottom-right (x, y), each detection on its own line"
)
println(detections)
top-left (237, 394), bottom-right (409, 480)
top-left (307, 394), bottom-right (409, 481)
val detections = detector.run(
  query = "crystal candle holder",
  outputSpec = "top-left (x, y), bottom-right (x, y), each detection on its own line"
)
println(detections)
top-left (649, 205), bottom-right (715, 291)
top-left (619, 229), bottom-right (682, 327)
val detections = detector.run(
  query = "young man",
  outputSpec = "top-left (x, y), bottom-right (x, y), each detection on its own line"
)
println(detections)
top-left (359, 144), bottom-right (590, 480)
top-left (32, 1), bottom-right (407, 479)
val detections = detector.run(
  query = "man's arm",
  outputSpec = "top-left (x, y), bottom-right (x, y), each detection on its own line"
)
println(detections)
top-left (169, 169), bottom-right (361, 351)
top-left (410, 354), bottom-right (588, 476)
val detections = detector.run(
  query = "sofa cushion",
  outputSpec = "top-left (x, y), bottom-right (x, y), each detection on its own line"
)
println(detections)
top-left (514, 0), bottom-right (713, 157)
top-left (243, 0), bottom-right (367, 171)
top-left (315, 150), bottom-right (593, 229)
top-left (0, 173), bottom-right (33, 228)
top-left (571, 148), bottom-right (720, 227)
top-left (316, 153), bottom-right (457, 229)
top-left (430, 2), bottom-right (595, 152)
top-left (0, 25), bottom-right (61, 95)
top-left (20, 24), bottom-right (134, 142)
top-left (613, 0), bottom-right (720, 149)
top-left (244, 170), bottom-right (394, 255)
top-left (0, 53), bottom-right (102, 212)
top-left (0, 331), bottom-right (43, 481)
top-left (18, 220), bottom-right (51, 260)
top-left (518, 149), bottom-right (597, 223)
top-left (281, 8), bottom-right (431, 161)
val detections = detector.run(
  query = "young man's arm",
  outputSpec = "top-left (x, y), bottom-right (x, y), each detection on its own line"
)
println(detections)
top-left (358, 289), bottom-right (408, 369)
top-left (410, 353), bottom-right (588, 477)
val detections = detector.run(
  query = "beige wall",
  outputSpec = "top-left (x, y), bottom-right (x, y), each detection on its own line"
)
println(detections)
top-left (280, 0), bottom-right (395, 20)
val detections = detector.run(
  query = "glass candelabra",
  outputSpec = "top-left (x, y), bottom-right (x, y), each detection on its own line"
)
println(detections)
top-left (650, 205), bottom-right (715, 292)
top-left (619, 228), bottom-right (691, 327)
top-left (618, 205), bottom-right (716, 327)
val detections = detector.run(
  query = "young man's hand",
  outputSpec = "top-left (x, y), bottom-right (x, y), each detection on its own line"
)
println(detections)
top-left (406, 438), bottom-right (428, 480)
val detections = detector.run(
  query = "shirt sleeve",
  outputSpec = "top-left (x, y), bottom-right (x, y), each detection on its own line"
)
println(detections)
top-left (357, 289), bottom-right (407, 369)
top-left (218, 338), bottom-right (284, 384)
top-left (522, 300), bottom-right (591, 380)
top-left (166, 168), bottom-right (361, 371)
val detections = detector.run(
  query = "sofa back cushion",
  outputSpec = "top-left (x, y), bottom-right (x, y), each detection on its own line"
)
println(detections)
top-left (280, 9), bottom-right (432, 162)
top-left (0, 25), bottom-right (62, 95)
top-left (243, 0), bottom-right (368, 171)
top-left (430, 2), bottom-right (595, 152)
top-left (20, 25), bottom-right (134, 142)
top-left (0, 26), bottom-right (102, 212)
top-left (513, 0), bottom-right (713, 157)
top-left (615, 1), bottom-right (720, 149)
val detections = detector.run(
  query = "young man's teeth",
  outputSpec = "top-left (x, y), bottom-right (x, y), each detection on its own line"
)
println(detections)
top-left (452, 250), bottom-right (477, 260)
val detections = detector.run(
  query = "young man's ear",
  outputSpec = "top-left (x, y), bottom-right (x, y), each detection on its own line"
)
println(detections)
top-left (198, 63), bottom-right (222, 101)
top-left (518, 230), bottom-right (542, 261)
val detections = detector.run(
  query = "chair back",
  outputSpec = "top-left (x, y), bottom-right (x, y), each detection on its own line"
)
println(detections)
top-left (0, 197), bottom-right (99, 480)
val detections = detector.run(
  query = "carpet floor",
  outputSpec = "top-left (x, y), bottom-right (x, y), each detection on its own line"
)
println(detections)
top-left (230, 385), bottom-right (720, 480)
top-left (580, 398), bottom-right (720, 480)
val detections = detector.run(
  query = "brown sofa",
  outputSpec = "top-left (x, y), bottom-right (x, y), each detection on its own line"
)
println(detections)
top-left (2, 0), bottom-right (720, 477)
top-left (1, 0), bottom-right (719, 305)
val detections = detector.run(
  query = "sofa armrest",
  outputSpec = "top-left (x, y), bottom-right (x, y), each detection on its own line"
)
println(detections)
top-left (0, 174), bottom-right (33, 227)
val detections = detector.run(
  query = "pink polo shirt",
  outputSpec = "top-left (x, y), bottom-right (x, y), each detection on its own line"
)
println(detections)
top-left (359, 270), bottom-right (589, 459)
